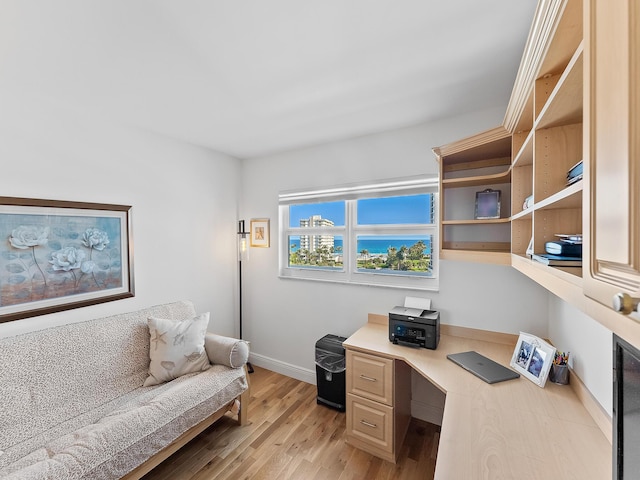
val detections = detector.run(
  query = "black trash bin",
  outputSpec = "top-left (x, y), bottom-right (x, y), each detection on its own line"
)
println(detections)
top-left (315, 334), bottom-right (347, 411)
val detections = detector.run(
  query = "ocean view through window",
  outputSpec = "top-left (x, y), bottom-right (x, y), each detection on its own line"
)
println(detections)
top-left (279, 177), bottom-right (439, 290)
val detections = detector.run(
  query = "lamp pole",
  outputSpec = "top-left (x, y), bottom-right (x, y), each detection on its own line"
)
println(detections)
top-left (238, 220), bottom-right (254, 373)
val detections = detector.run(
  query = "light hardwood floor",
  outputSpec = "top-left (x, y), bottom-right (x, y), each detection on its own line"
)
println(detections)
top-left (143, 366), bottom-right (440, 480)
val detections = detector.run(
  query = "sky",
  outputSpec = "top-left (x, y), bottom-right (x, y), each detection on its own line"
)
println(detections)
top-left (289, 194), bottom-right (432, 227)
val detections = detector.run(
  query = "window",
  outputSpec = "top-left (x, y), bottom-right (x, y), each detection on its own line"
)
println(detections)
top-left (279, 177), bottom-right (439, 290)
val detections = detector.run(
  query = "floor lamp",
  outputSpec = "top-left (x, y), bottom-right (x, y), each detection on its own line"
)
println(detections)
top-left (237, 220), bottom-right (254, 374)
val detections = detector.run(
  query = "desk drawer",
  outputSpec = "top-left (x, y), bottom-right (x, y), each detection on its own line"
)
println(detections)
top-left (347, 350), bottom-right (394, 405)
top-left (347, 393), bottom-right (394, 455)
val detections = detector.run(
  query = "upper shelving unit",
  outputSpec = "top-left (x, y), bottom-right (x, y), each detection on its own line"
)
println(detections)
top-left (433, 0), bottom-right (584, 278)
top-left (434, 128), bottom-right (512, 263)
top-left (509, 0), bottom-right (584, 283)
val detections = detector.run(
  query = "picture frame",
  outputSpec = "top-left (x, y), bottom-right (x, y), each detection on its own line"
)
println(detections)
top-left (474, 188), bottom-right (501, 219)
top-left (250, 218), bottom-right (270, 248)
top-left (510, 332), bottom-right (556, 387)
top-left (0, 197), bottom-right (134, 323)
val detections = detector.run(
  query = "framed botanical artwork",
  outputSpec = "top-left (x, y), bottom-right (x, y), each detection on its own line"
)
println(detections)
top-left (250, 219), bottom-right (270, 248)
top-left (0, 197), bottom-right (134, 323)
top-left (510, 332), bottom-right (556, 387)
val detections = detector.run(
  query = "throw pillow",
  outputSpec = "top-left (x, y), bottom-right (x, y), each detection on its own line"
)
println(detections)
top-left (143, 312), bottom-right (211, 387)
top-left (204, 333), bottom-right (250, 368)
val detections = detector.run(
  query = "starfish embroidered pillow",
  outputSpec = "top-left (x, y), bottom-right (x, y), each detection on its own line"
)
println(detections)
top-left (143, 312), bottom-right (211, 387)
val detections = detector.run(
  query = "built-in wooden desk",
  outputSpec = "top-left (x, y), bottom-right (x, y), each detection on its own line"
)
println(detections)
top-left (343, 315), bottom-right (611, 479)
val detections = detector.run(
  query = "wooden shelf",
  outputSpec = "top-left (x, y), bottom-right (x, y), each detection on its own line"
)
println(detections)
top-left (443, 242), bottom-right (510, 252)
top-left (534, 179), bottom-right (583, 211)
top-left (512, 130), bottom-right (534, 168)
top-left (441, 169), bottom-right (511, 189)
top-left (442, 156), bottom-right (511, 173)
top-left (441, 249), bottom-right (511, 265)
top-left (442, 218), bottom-right (510, 225)
top-left (511, 180), bottom-right (583, 222)
top-left (511, 253), bottom-right (583, 288)
top-left (535, 44), bottom-right (584, 130)
top-left (511, 208), bottom-right (533, 221)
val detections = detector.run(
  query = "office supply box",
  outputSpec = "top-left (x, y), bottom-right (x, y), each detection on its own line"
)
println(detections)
top-left (389, 306), bottom-right (440, 349)
top-left (545, 240), bottom-right (582, 257)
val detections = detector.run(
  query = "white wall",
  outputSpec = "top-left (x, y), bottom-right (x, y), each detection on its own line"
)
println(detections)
top-left (240, 107), bottom-right (550, 382)
top-left (0, 93), bottom-right (241, 339)
top-left (0, 91), bottom-right (612, 419)
top-left (547, 295), bottom-right (613, 415)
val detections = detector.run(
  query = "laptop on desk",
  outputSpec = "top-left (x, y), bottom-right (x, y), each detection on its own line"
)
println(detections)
top-left (447, 351), bottom-right (520, 384)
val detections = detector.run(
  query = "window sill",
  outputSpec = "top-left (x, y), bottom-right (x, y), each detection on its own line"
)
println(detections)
top-left (278, 271), bottom-right (439, 292)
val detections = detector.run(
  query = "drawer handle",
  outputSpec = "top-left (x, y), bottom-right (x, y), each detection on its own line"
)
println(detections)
top-left (360, 420), bottom-right (377, 428)
top-left (359, 374), bottom-right (377, 382)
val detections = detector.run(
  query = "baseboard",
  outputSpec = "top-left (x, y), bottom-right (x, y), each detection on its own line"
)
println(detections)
top-left (249, 352), bottom-right (316, 385)
top-left (411, 399), bottom-right (444, 426)
top-left (569, 367), bottom-right (612, 444)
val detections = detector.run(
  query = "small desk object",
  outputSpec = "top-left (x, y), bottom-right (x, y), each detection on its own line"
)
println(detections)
top-left (446, 350), bottom-right (519, 384)
top-left (343, 314), bottom-right (611, 479)
top-left (389, 305), bottom-right (440, 349)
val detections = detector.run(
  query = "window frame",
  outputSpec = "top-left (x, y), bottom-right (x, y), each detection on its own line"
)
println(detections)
top-left (279, 177), bottom-right (439, 291)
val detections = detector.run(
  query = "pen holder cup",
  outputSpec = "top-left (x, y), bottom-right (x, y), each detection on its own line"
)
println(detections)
top-left (550, 364), bottom-right (569, 385)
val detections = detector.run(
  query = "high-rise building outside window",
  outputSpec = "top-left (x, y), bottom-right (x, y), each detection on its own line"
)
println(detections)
top-left (300, 215), bottom-right (335, 253)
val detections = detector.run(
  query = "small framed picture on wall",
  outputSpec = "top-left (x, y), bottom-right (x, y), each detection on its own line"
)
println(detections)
top-left (250, 219), bottom-right (270, 248)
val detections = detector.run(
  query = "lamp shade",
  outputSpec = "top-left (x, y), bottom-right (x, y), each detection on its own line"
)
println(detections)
top-left (238, 220), bottom-right (249, 261)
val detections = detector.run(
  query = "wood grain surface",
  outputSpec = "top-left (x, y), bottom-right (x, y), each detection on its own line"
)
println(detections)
top-left (143, 366), bottom-right (439, 480)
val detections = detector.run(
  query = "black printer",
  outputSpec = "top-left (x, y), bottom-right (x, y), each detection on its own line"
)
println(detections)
top-left (388, 306), bottom-right (440, 349)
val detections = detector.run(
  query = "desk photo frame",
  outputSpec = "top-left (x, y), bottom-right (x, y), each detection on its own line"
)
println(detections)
top-left (474, 189), bottom-right (501, 219)
top-left (510, 332), bottom-right (555, 387)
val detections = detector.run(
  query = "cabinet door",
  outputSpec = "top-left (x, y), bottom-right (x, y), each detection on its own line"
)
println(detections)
top-left (346, 393), bottom-right (394, 455)
top-left (584, 0), bottom-right (640, 307)
top-left (346, 350), bottom-right (394, 405)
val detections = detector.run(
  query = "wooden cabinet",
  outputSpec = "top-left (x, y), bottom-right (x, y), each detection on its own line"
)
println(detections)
top-left (433, 127), bottom-right (513, 265)
top-left (430, 0), bottom-right (640, 341)
top-left (433, 0), bottom-right (584, 290)
top-left (511, 0), bottom-right (584, 283)
top-left (426, 0), bottom-right (640, 354)
top-left (345, 349), bottom-right (410, 463)
top-left (583, 0), bottom-right (640, 310)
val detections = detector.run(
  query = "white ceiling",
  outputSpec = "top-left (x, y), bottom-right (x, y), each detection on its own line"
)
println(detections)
top-left (0, 1), bottom-right (537, 159)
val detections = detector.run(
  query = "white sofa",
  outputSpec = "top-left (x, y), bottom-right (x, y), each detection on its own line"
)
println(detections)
top-left (0, 300), bottom-right (249, 480)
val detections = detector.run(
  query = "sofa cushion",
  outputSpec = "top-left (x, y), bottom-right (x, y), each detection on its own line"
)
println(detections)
top-left (204, 333), bottom-right (249, 368)
top-left (0, 301), bottom-right (197, 466)
top-left (144, 313), bottom-right (211, 387)
top-left (0, 364), bottom-right (247, 480)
